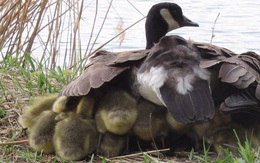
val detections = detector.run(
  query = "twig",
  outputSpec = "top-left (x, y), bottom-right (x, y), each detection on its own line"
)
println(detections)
top-left (68, 16), bottom-right (146, 70)
top-left (126, 0), bottom-right (144, 16)
top-left (84, 0), bottom-right (98, 59)
top-left (110, 148), bottom-right (170, 159)
top-left (89, 16), bottom-right (146, 56)
top-left (210, 13), bottom-right (220, 44)
top-left (88, 0), bottom-right (114, 56)
top-left (0, 140), bottom-right (29, 146)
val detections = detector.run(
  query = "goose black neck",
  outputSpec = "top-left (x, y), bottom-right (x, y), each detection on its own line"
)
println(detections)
top-left (145, 28), bottom-right (167, 49)
top-left (145, 10), bottom-right (168, 49)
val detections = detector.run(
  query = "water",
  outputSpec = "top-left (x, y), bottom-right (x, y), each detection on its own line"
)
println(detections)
top-left (3, 0), bottom-right (260, 65)
top-left (74, 0), bottom-right (260, 54)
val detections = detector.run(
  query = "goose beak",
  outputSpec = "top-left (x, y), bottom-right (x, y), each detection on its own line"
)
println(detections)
top-left (181, 15), bottom-right (199, 27)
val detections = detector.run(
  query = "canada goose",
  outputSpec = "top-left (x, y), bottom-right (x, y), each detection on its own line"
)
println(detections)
top-left (207, 123), bottom-right (260, 156)
top-left (76, 95), bottom-right (95, 118)
top-left (28, 110), bottom-right (57, 154)
top-left (52, 95), bottom-right (68, 113)
top-left (53, 112), bottom-right (98, 161)
top-left (183, 108), bottom-right (232, 150)
top-left (191, 107), bottom-right (231, 137)
top-left (132, 99), bottom-right (169, 146)
top-left (100, 132), bottom-right (127, 158)
top-left (52, 95), bottom-right (82, 113)
top-left (95, 89), bottom-right (137, 154)
top-left (59, 2), bottom-right (199, 97)
top-left (165, 106), bottom-right (230, 149)
top-left (145, 2), bottom-right (199, 49)
top-left (18, 94), bottom-right (57, 129)
top-left (95, 89), bottom-right (137, 135)
top-left (53, 95), bottom-right (95, 118)
top-left (58, 2), bottom-right (259, 121)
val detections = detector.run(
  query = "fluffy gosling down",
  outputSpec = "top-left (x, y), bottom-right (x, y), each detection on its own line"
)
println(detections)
top-left (100, 132), bottom-right (127, 158)
top-left (53, 95), bottom-right (95, 118)
top-left (133, 99), bottom-right (169, 146)
top-left (53, 112), bottom-right (98, 161)
top-left (28, 110), bottom-right (57, 154)
top-left (18, 94), bottom-right (57, 129)
top-left (207, 123), bottom-right (260, 156)
top-left (95, 89), bottom-right (138, 135)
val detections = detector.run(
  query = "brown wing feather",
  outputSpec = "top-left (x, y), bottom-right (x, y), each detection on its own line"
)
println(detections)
top-left (193, 41), bottom-right (236, 59)
top-left (60, 51), bottom-right (129, 96)
top-left (219, 54), bottom-right (260, 87)
top-left (220, 84), bottom-right (260, 112)
top-left (239, 52), bottom-right (260, 75)
top-left (106, 49), bottom-right (149, 66)
top-left (60, 50), bottom-right (149, 96)
top-left (192, 42), bottom-right (260, 113)
top-left (193, 41), bottom-right (237, 69)
top-left (219, 63), bottom-right (247, 83)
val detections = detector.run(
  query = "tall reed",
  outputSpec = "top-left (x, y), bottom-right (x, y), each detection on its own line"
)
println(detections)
top-left (0, 0), bottom-right (93, 76)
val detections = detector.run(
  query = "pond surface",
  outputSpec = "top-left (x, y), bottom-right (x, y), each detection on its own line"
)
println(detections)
top-left (74, 0), bottom-right (260, 53)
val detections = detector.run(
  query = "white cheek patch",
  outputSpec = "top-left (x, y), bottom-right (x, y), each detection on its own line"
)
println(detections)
top-left (160, 8), bottom-right (180, 31)
top-left (137, 66), bottom-right (168, 106)
top-left (176, 74), bottom-right (194, 95)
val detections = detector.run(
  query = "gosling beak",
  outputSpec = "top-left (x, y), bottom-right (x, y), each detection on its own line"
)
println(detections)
top-left (181, 15), bottom-right (199, 27)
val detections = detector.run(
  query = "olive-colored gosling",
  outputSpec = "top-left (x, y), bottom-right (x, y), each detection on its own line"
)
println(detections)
top-left (52, 95), bottom-right (68, 113)
top-left (95, 90), bottom-right (138, 135)
top-left (53, 112), bottom-right (98, 161)
top-left (28, 110), bottom-right (57, 154)
top-left (165, 110), bottom-right (191, 134)
top-left (208, 123), bottom-right (260, 156)
top-left (52, 95), bottom-right (95, 118)
top-left (133, 100), bottom-right (169, 147)
top-left (100, 132), bottom-right (127, 158)
top-left (18, 94), bottom-right (57, 129)
top-left (192, 109), bottom-right (231, 140)
top-left (76, 95), bottom-right (95, 118)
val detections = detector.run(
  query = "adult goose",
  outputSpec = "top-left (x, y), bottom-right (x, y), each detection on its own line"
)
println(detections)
top-left (59, 2), bottom-right (199, 97)
top-left (59, 2), bottom-right (260, 121)
top-left (59, 2), bottom-right (203, 122)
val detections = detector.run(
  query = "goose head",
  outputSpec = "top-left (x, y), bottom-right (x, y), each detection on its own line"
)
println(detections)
top-left (145, 2), bottom-right (199, 49)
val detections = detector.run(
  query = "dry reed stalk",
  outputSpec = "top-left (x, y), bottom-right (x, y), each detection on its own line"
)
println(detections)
top-left (0, 0), bottom-right (84, 70)
top-left (0, 0), bottom-right (142, 73)
top-left (0, 140), bottom-right (29, 146)
top-left (0, 0), bottom-right (5, 6)
top-left (0, 1), bottom-right (46, 65)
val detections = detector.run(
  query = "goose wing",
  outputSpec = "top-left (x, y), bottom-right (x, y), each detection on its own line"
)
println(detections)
top-left (60, 50), bottom-right (148, 96)
top-left (160, 79), bottom-right (215, 123)
top-left (219, 52), bottom-right (260, 88)
top-left (221, 83), bottom-right (260, 112)
top-left (137, 37), bottom-right (215, 123)
top-left (193, 41), bottom-right (236, 59)
top-left (159, 48), bottom-right (215, 123)
top-left (193, 41), bottom-right (236, 69)
top-left (194, 44), bottom-right (260, 112)
top-left (218, 52), bottom-right (260, 112)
